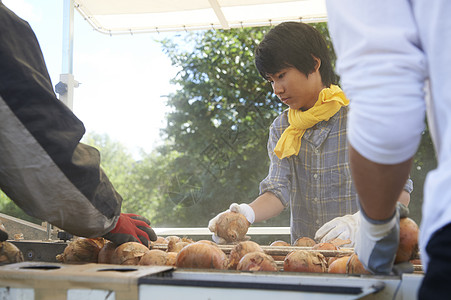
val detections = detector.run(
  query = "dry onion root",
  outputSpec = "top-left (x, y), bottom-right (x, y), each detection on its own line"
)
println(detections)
top-left (56, 238), bottom-right (103, 264)
top-left (0, 241), bottom-right (24, 265)
top-left (110, 242), bottom-right (150, 265)
top-left (167, 241), bottom-right (192, 253)
top-left (237, 251), bottom-right (278, 272)
top-left (214, 211), bottom-right (250, 243)
top-left (283, 250), bottom-right (327, 273)
top-left (228, 241), bottom-right (264, 269)
top-left (176, 242), bottom-right (228, 269)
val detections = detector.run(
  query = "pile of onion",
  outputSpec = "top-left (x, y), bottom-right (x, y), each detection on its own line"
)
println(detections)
top-left (176, 242), bottom-right (228, 269)
top-left (214, 211), bottom-right (250, 243)
top-left (237, 252), bottom-right (278, 272)
top-left (110, 242), bottom-right (150, 265)
top-left (56, 238), bottom-right (104, 264)
top-left (284, 250), bottom-right (327, 273)
top-left (228, 241), bottom-right (264, 269)
top-left (0, 241), bottom-right (24, 265)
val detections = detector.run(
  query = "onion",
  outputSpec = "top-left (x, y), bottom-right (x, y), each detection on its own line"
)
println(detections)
top-left (395, 217), bottom-right (419, 263)
top-left (165, 236), bottom-right (181, 244)
top-left (327, 255), bottom-right (351, 274)
top-left (176, 242), bottom-right (228, 269)
top-left (166, 252), bottom-right (178, 266)
top-left (312, 242), bottom-right (338, 251)
top-left (0, 241), bottom-right (24, 265)
top-left (283, 250), bottom-right (327, 273)
top-left (151, 236), bottom-right (169, 247)
top-left (270, 240), bottom-right (290, 247)
top-left (214, 211), bottom-right (250, 243)
top-left (167, 241), bottom-right (191, 253)
top-left (237, 252), bottom-right (278, 272)
top-left (228, 241), bottom-right (264, 269)
top-left (139, 249), bottom-right (168, 266)
top-left (347, 253), bottom-right (371, 275)
top-left (56, 238), bottom-right (102, 264)
top-left (293, 237), bottom-right (316, 247)
top-left (98, 241), bottom-right (116, 264)
top-left (110, 242), bottom-right (150, 265)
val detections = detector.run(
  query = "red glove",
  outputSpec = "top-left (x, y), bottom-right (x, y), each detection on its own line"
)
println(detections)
top-left (103, 213), bottom-right (157, 247)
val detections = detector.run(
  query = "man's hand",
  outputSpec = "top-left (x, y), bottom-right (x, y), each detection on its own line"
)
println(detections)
top-left (208, 203), bottom-right (255, 244)
top-left (355, 203), bottom-right (409, 274)
top-left (314, 211), bottom-right (360, 246)
top-left (103, 213), bottom-right (157, 247)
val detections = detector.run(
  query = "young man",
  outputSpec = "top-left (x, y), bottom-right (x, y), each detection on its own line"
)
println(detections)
top-left (209, 22), bottom-right (412, 245)
top-left (326, 0), bottom-right (451, 296)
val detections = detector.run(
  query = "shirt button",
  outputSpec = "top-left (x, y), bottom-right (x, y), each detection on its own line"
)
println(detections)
top-left (313, 197), bottom-right (318, 203)
top-left (316, 219), bottom-right (320, 225)
top-left (314, 149), bottom-right (319, 154)
top-left (313, 173), bottom-right (318, 179)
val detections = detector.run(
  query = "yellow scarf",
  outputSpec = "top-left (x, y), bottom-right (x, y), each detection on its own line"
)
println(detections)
top-left (274, 85), bottom-right (349, 159)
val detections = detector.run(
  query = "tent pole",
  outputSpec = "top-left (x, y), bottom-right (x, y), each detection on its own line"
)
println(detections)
top-left (56, 0), bottom-right (78, 110)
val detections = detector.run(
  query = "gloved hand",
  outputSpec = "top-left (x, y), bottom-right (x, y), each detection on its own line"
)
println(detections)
top-left (0, 220), bottom-right (8, 242)
top-left (103, 213), bottom-right (157, 247)
top-left (355, 202), bottom-right (409, 274)
top-left (208, 203), bottom-right (255, 244)
top-left (314, 211), bottom-right (360, 246)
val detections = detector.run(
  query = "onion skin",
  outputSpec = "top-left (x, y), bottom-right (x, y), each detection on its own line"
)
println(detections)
top-left (312, 242), bottom-right (338, 251)
top-left (228, 241), bottom-right (264, 269)
top-left (284, 250), bottom-right (327, 273)
top-left (139, 249), bottom-right (168, 266)
top-left (176, 242), bottom-right (228, 269)
top-left (395, 217), bottom-right (419, 263)
top-left (0, 241), bottom-right (24, 265)
top-left (165, 236), bottom-right (181, 244)
top-left (347, 253), bottom-right (371, 275)
top-left (293, 237), bottom-right (316, 247)
top-left (215, 211), bottom-right (250, 243)
top-left (98, 241), bottom-right (116, 264)
top-left (167, 241), bottom-right (191, 253)
top-left (56, 238), bottom-right (102, 264)
top-left (166, 252), bottom-right (178, 266)
top-left (237, 252), bottom-right (278, 272)
top-left (110, 242), bottom-right (150, 265)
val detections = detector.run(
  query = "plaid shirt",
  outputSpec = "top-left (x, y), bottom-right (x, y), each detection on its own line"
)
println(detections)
top-left (260, 106), bottom-right (413, 242)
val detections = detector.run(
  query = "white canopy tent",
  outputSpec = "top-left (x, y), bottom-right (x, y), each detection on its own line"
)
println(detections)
top-left (75, 0), bottom-right (327, 34)
top-left (59, 0), bottom-right (327, 107)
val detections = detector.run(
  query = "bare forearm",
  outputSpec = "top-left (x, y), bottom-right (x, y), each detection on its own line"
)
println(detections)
top-left (249, 192), bottom-right (285, 223)
top-left (349, 146), bottom-right (413, 220)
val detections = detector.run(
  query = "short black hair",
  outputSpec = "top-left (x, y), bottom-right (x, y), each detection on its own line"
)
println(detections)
top-left (254, 22), bottom-right (337, 87)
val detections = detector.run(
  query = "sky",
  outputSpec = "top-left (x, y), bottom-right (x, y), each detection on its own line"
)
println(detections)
top-left (3, 0), bottom-right (181, 158)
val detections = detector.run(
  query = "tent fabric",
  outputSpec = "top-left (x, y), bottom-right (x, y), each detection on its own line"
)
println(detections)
top-left (75, 0), bottom-right (327, 34)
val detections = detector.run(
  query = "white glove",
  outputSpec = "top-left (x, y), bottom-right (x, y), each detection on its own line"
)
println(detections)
top-left (208, 203), bottom-right (255, 244)
top-left (355, 203), bottom-right (409, 275)
top-left (314, 211), bottom-right (360, 246)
